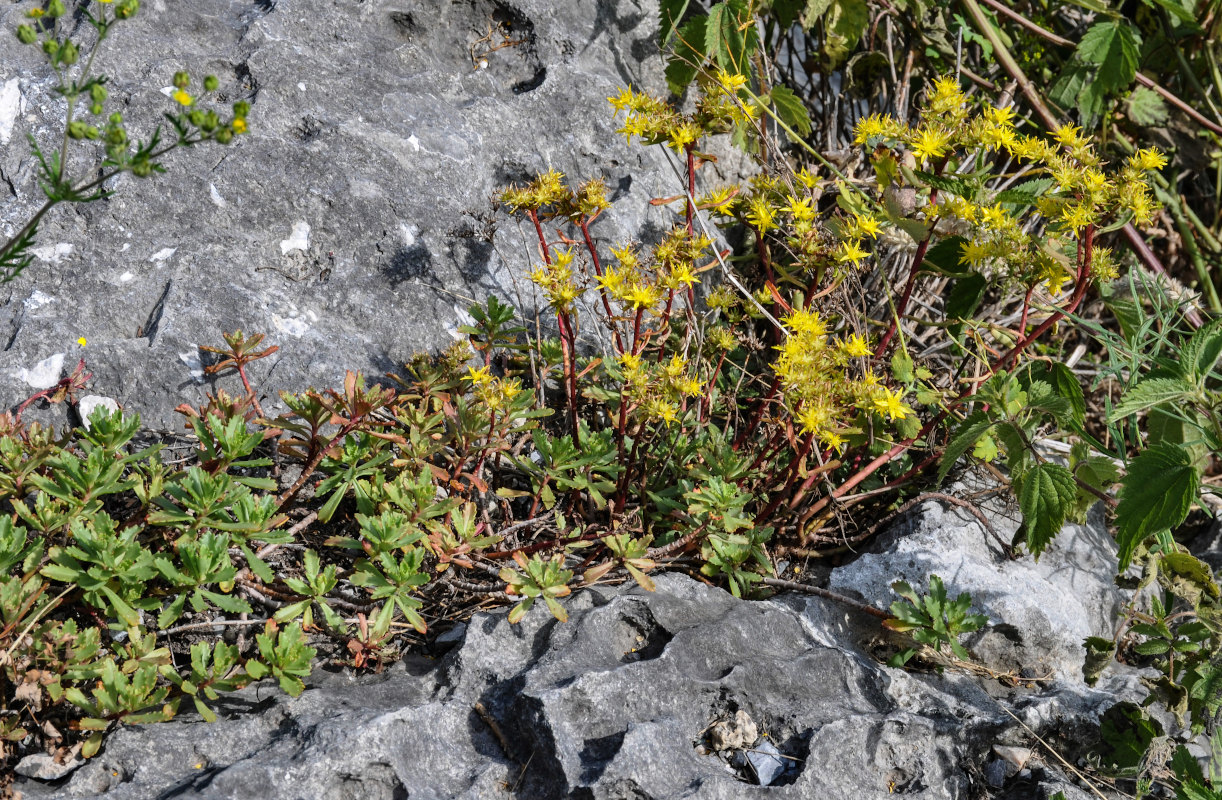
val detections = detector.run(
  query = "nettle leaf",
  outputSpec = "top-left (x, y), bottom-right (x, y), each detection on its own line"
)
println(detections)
top-left (1077, 21), bottom-right (1141, 94)
top-left (1126, 86), bottom-right (1169, 127)
top-left (1111, 377), bottom-right (1196, 420)
top-left (706, 0), bottom-right (752, 74)
top-left (769, 85), bottom-right (812, 139)
top-left (945, 273), bottom-right (988, 328)
top-left (1182, 317), bottom-right (1222, 386)
top-left (659, 0), bottom-right (690, 46)
top-left (993, 178), bottom-right (1053, 208)
top-left (665, 15), bottom-right (707, 95)
top-left (824, 0), bottom-right (868, 67)
top-left (938, 411), bottom-right (996, 485)
top-left (1019, 462), bottom-right (1077, 558)
top-left (1116, 443), bottom-right (1200, 571)
top-left (922, 236), bottom-right (970, 276)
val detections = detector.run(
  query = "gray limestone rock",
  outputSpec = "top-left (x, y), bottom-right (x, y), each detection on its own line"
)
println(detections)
top-left (0, 0), bottom-right (698, 431)
top-left (19, 501), bottom-right (1140, 800)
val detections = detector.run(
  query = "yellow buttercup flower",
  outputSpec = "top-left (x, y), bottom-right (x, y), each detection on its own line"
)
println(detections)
top-left (77, 337), bottom-right (87, 347)
top-left (173, 90), bottom-right (193, 107)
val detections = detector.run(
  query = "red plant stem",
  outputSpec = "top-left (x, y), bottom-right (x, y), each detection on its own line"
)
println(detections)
top-left (733, 376), bottom-right (781, 451)
top-left (630, 307), bottom-right (645, 355)
top-left (471, 410), bottom-right (498, 481)
top-left (700, 351), bottom-right (727, 423)
top-left (874, 234), bottom-right (933, 356)
top-left (685, 145), bottom-right (696, 235)
top-left (237, 363), bottom-right (266, 419)
top-left (1018, 284), bottom-right (1035, 338)
top-left (527, 210), bottom-right (552, 265)
top-left (756, 433), bottom-right (814, 520)
top-left (579, 219), bottom-right (626, 352)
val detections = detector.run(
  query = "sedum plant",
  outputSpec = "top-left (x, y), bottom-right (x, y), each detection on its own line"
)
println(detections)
top-left (1, 0), bottom-right (250, 283)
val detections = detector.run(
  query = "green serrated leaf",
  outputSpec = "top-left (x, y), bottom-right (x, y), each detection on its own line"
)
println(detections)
top-left (946, 273), bottom-right (988, 324)
top-left (666, 16), bottom-right (707, 95)
top-left (921, 236), bottom-right (970, 276)
top-left (1183, 317), bottom-right (1222, 385)
top-left (1019, 462), bottom-right (1077, 558)
top-left (769, 85), bottom-right (812, 139)
top-left (938, 411), bottom-right (996, 485)
top-left (1077, 21), bottom-right (1141, 94)
top-left (1111, 377), bottom-right (1196, 419)
top-left (1116, 443), bottom-right (1200, 571)
top-left (1126, 86), bottom-right (1169, 126)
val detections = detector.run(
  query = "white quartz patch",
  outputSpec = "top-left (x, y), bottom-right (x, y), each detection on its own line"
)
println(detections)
top-left (401, 223), bottom-right (417, 247)
top-left (280, 221), bottom-right (311, 255)
top-left (79, 395), bottom-right (120, 428)
top-left (149, 247), bottom-right (177, 262)
top-left (119, 271), bottom-right (134, 282)
top-left (407, 134), bottom-right (420, 152)
top-left (0, 79), bottom-right (23, 146)
top-left (178, 350), bottom-right (204, 382)
top-left (297, 82), bottom-right (306, 91)
top-left (14, 353), bottom-right (65, 389)
top-left (24, 290), bottom-right (53, 310)
top-left (31, 243), bottom-right (73, 264)
top-left (209, 183), bottom-right (227, 208)
top-left (445, 303), bottom-right (477, 341)
top-left (272, 304), bottom-right (317, 338)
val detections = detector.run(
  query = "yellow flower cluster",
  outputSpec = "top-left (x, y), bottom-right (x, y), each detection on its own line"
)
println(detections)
top-left (527, 247), bottom-right (585, 311)
top-left (772, 309), bottom-right (911, 451)
top-left (619, 352), bottom-right (703, 426)
top-left (466, 366), bottom-right (525, 412)
top-left (597, 228), bottom-right (708, 312)
top-left (608, 73), bottom-right (756, 154)
top-left (499, 168), bottom-right (571, 214)
top-left (855, 79), bottom-right (1164, 294)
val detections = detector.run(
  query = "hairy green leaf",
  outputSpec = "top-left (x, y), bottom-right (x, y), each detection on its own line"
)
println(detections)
top-left (1019, 462), bottom-right (1077, 558)
top-left (1111, 377), bottom-right (1196, 420)
top-left (769, 85), bottom-right (812, 138)
top-left (1116, 443), bottom-right (1200, 571)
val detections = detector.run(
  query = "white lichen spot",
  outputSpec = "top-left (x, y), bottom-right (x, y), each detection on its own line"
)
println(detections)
top-left (31, 243), bottom-right (73, 264)
top-left (400, 223), bottom-right (418, 247)
top-left (149, 247), bottom-right (177, 263)
top-left (0, 79), bottom-right (24, 146)
top-left (178, 350), bottom-right (204, 382)
top-left (280, 221), bottom-right (311, 255)
top-left (209, 183), bottom-right (228, 208)
top-left (24, 290), bottom-right (53, 310)
top-left (120, 243), bottom-right (130, 252)
top-left (14, 353), bottom-right (65, 390)
top-left (119, 271), bottom-right (134, 282)
top-left (297, 82), bottom-right (306, 91)
top-left (79, 395), bottom-right (120, 428)
top-left (407, 134), bottom-right (420, 152)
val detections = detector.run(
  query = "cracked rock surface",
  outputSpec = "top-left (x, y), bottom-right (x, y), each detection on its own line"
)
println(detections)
top-left (0, 0), bottom-right (691, 430)
top-left (19, 500), bottom-right (1143, 800)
